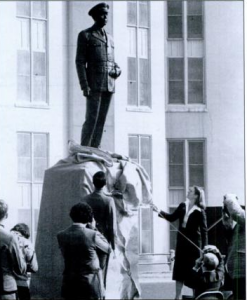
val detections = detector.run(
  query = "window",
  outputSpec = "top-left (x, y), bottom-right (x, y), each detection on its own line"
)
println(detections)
top-left (129, 135), bottom-right (152, 254)
top-left (168, 139), bottom-right (205, 249)
top-left (17, 132), bottom-right (49, 242)
top-left (127, 1), bottom-right (151, 108)
top-left (16, 1), bottom-right (48, 104)
top-left (167, 1), bottom-right (204, 105)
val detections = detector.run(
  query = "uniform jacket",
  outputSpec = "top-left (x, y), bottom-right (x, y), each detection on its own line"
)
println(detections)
top-left (83, 189), bottom-right (117, 250)
top-left (76, 24), bottom-right (121, 92)
top-left (57, 224), bottom-right (111, 299)
top-left (0, 226), bottom-right (26, 294)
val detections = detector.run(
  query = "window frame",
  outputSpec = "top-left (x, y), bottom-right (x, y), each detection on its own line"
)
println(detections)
top-left (16, 1), bottom-right (49, 108)
top-left (17, 131), bottom-right (49, 242)
top-left (127, 1), bottom-right (152, 110)
top-left (128, 134), bottom-right (153, 254)
top-left (166, 1), bottom-right (206, 108)
top-left (167, 138), bottom-right (206, 208)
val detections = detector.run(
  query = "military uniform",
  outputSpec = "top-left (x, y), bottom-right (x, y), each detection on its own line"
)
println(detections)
top-left (76, 4), bottom-right (121, 148)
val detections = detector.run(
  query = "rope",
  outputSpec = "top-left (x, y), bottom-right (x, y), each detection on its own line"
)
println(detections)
top-left (207, 217), bottom-right (223, 232)
top-left (159, 214), bottom-right (203, 253)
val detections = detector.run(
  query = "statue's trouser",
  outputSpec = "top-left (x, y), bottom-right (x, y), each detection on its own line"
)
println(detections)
top-left (81, 91), bottom-right (112, 148)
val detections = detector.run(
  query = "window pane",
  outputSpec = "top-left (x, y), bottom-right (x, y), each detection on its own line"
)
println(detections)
top-left (188, 16), bottom-right (203, 39)
top-left (33, 134), bottom-right (47, 181)
top-left (18, 209), bottom-right (32, 230)
top-left (169, 81), bottom-right (184, 104)
top-left (33, 158), bottom-right (47, 182)
top-left (189, 165), bottom-right (204, 187)
top-left (17, 2), bottom-right (30, 16)
top-left (189, 142), bottom-right (204, 164)
top-left (168, 16), bottom-right (183, 38)
top-left (141, 137), bottom-right (151, 159)
top-left (169, 58), bottom-right (184, 80)
top-left (18, 133), bottom-right (31, 181)
top-left (141, 231), bottom-right (152, 253)
top-left (139, 58), bottom-right (150, 107)
top-left (188, 81), bottom-right (203, 104)
top-left (18, 133), bottom-right (31, 157)
top-left (17, 19), bottom-right (30, 50)
top-left (141, 160), bottom-right (151, 179)
top-left (141, 207), bottom-right (152, 253)
top-left (33, 52), bottom-right (46, 76)
top-left (141, 207), bottom-right (152, 230)
top-left (139, 1), bottom-right (149, 27)
top-left (169, 141), bottom-right (184, 187)
top-left (168, 1), bottom-right (182, 15)
top-left (18, 158), bottom-right (32, 181)
top-left (17, 76), bottom-right (30, 102)
top-left (32, 1), bottom-right (47, 19)
top-left (32, 21), bottom-right (46, 52)
top-left (128, 27), bottom-right (137, 57)
top-left (188, 1), bottom-right (202, 15)
top-left (129, 136), bottom-right (139, 160)
top-left (188, 58), bottom-right (203, 80)
top-left (127, 2), bottom-right (137, 26)
top-left (169, 165), bottom-right (184, 187)
top-left (128, 56), bottom-right (137, 81)
top-left (18, 50), bottom-right (31, 75)
top-left (128, 58), bottom-right (138, 106)
top-left (138, 28), bottom-right (148, 59)
top-left (34, 134), bottom-right (47, 158)
top-left (128, 82), bottom-right (138, 106)
top-left (169, 142), bottom-right (184, 164)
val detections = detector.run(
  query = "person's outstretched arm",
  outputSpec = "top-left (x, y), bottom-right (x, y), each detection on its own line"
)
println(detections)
top-left (152, 203), bottom-right (183, 222)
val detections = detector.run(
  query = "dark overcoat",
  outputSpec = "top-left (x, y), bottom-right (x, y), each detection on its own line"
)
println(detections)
top-left (159, 202), bottom-right (208, 286)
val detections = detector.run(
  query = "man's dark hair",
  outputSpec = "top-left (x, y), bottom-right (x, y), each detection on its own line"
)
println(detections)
top-left (0, 199), bottom-right (8, 221)
top-left (70, 203), bottom-right (93, 224)
top-left (11, 223), bottom-right (30, 239)
top-left (93, 171), bottom-right (106, 189)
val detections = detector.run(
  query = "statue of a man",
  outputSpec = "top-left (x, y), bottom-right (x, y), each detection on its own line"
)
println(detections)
top-left (76, 3), bottom-right (121, 148)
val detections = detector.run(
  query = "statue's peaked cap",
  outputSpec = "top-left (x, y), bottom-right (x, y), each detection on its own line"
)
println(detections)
top-left (88, 3), bottom-right (109, 17)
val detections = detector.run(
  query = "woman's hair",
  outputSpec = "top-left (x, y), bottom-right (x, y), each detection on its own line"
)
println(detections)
top-left (70, 202), bottom-right (93, 224)
top-left (11, 223), bottom-right (30, 239)
top-left (194, 186), bottom-right (206, 209)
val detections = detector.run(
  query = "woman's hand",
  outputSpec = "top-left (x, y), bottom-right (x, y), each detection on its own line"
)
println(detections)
top-left (151, 203), bottom-right (160, 213)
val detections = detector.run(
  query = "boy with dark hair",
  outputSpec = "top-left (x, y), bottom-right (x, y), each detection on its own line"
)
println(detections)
top-left (57, 202), bottom-right (111, 300)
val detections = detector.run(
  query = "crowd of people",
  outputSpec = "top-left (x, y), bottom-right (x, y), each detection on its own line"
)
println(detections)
top-left (0, 173), bottom-right (245, 300)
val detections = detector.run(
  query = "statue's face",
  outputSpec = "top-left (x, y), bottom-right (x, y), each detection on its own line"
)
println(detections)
top-left (94, 11), bottom-right (108, 27)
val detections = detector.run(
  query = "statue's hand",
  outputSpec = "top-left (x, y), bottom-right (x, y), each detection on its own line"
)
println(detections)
top-left (83, 87), bottom-right (91, 97)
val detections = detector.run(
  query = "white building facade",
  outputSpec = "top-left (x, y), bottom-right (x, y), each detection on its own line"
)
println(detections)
top-left (0, 1), bottom-right (244, 258)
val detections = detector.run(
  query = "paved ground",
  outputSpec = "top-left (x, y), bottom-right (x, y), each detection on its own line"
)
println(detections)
top-left (140, 277), bottom-right (193, 299)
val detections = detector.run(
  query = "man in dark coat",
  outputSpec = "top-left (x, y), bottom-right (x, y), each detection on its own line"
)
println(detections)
top-left (0, 200), bottom-right (27, 300)
top-left (222, 194), bottom-right (245, 300)
top-left (57, 203), bottom-right (111, 300)
top-left (82, 171), bottom-right (117, 288)
top-left (76, 2), bottom-right (121, 148)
